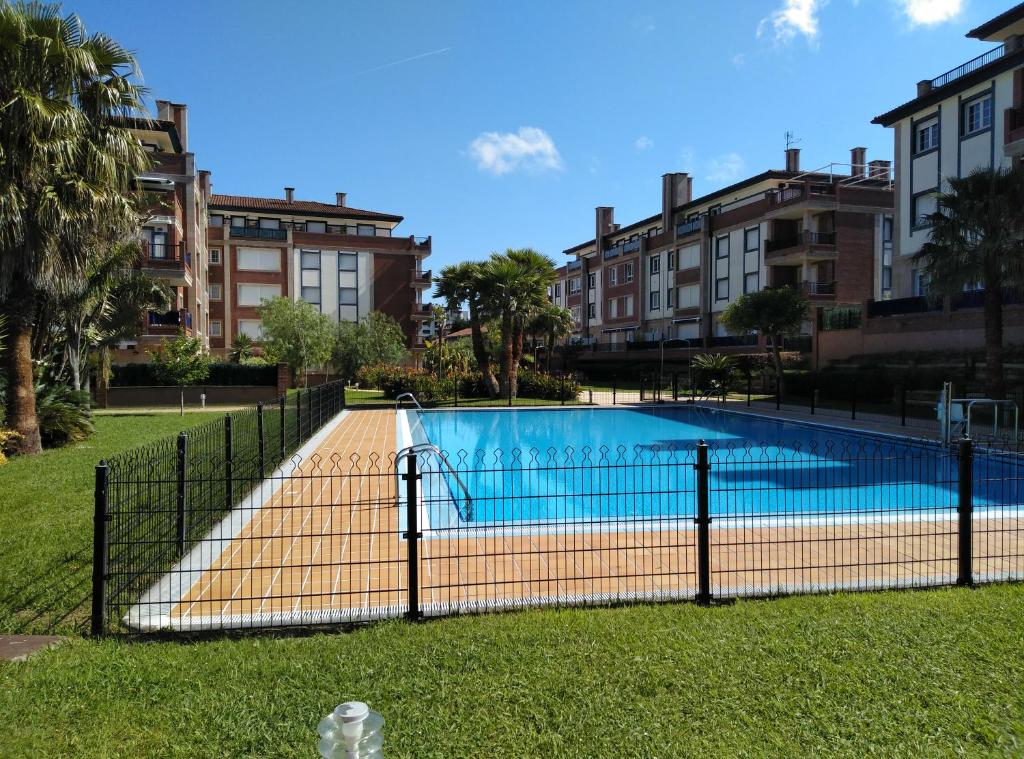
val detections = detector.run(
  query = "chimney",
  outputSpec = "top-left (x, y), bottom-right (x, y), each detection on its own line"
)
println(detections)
top-left (156, 100), bottom-right (188, 151)
top-left (336, 192), bottom-right (347, 206)
top-left (661, 172), bottom-right (691, 232)
top-left (284, 187), bottom-right (294, 203)
top-left (595, 206), bottom-right (615, 240)
top-left (785, 148), bottom-right (801, 172)
top-left (868, 159), bottom-right (891, 180)
top-left (917, 79), bottom-right (933, 97)
top-left (850, 147), bottom-right (867, 178)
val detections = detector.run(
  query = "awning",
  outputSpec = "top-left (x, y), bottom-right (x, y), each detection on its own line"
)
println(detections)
top-left (671, 316), bottom-right (702, 324)
top-left (601, 325), bottom-right (639, 333)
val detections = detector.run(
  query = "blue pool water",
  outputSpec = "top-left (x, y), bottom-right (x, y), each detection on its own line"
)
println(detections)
top-left (406, 406), bottom-right (1021, 530)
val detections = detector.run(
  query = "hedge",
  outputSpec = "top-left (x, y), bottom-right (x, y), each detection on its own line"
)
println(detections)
top-left (111, 362), bottom-right (277, 387)
top-left (355, 365), bottom-right (580, 402)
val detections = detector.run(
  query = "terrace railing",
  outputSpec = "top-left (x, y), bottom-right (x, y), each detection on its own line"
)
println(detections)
top-left (930, 45), bottom-right (1004, 90)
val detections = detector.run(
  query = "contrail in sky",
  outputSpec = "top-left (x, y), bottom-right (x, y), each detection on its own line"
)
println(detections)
top-left (353, 47), bottom-right (452, 76)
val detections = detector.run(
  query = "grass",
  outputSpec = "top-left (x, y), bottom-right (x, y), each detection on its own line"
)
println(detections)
top-left (0, 411), bottom-right (221, 635)
top-left (1, 586), bottom-right (1023, 757)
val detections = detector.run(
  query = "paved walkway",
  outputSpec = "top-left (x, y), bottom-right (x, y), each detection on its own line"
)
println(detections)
top-left (141, 408), bottom-right (1021, 631)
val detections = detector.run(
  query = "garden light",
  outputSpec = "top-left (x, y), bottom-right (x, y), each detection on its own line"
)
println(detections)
top-left (317, 701), bottom-right (384, 758)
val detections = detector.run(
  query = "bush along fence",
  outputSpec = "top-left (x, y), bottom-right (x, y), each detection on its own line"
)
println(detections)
top-left (91, 425), bottom-right (1022, 635)
top-left (91, 381), bottom-right (346, 635)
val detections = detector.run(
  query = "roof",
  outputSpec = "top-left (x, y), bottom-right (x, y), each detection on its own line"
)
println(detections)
top-left (115, 115), bottom-right (183, 153)
top-left (872, 46), bottom-right (1024, 126)
top-left (967, 2), bottom-right (1024, 39)
top-left (209, 194), bottom-right (403, 223)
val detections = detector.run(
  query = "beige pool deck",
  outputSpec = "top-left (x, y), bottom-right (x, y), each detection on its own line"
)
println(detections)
top-left (128, 408), bottom-right (1023, 631)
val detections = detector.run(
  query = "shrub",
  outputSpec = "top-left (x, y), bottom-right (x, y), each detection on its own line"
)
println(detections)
top-left (356, 365), bottom-right (453, 402)
top-left (111, 362), bottom-right (276, 387)
top-left (0, 429), bottom-right (23, 465)
top-left (35, 383), bottom-right (93, 447)
top-left (516, 370), bottom-right (580, 401)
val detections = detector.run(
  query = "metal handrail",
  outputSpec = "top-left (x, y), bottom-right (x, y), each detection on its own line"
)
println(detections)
top-left (939, 382), bottom-right (1020, 443)
top-left (397, 443), bottom-right (474, 521)
top-left (395, 392), bottom-right (423, 411)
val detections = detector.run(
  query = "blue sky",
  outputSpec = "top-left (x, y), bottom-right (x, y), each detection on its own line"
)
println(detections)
top-left (76, 0), bottom-right (1006, 274)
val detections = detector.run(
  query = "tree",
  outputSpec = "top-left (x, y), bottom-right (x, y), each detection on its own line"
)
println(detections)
top-left (720, 287), bottom-right (808, 396)
top-left (692, 353), bottom-right (735, 401)
top-left (230, 334), bottom-right (256, 363)
top-left (528, 303), bottom-right (574, 372)
top-left (480, 249), bottom-right (557, 398)
top-left (0, 3), bottom-right (150, 453)
top-left (332, 311), bottom-right (409, 379)
top-left (257, 297), bottom-right (334, 386)
top-left (434, 262), bottom-right (500, 397)
top-left (148, 332), bottom-right (210, 415)
top-left (916, 166), bottom-right (1024, 399)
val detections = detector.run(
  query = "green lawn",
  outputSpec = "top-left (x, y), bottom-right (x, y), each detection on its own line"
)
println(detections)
top-left (2, 586), bottom-right (1023, 757)
top-left (0, 412), bottom-right (220, 635)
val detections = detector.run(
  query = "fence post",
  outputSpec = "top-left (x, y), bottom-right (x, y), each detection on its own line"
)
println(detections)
top-left (453, 378), bottom-right (459, 407)
top-left (279, 394), bottom-right (286, 460)
top-left (176, 432), bottom-right (188, 554)
top-left (900, 385), bottom-right (907, 427)
top-left (295, 389), bottom-right (301, 443)
top-left (957, 437), bottom-right (974, 587)
top-left (640, 376), bottom-right (647, 403)
top-left (694, 441), bottom-right (712, 605)
top-left (224, 414), bottom-right (234, 512)
top-left (775, 381), bottom-right (781, 411)
top-left (318, 385), bottom-right (323, 429)
top-left (91, 461), bottom-right (110, 636)
top-left (507, 380), bottom-right (513, 407)
top-left (560, 374), bottom-right (565, 406)
top-left (256, 402), bottom-right (266, 480)
top-left (612, 377), bottom-right (617, 405)
top-left (341, 383), bottom-right (347, 409)
top-left (851, 384), bottom-right (858, 421)
top-left (673, 372), bottom-right (679, 402)
top-left (403, 453), bottom-right (422, 620)
top-left (589, 388), bottom-right (593, 405)
top-left (747, 376), bottom-right (752, 407)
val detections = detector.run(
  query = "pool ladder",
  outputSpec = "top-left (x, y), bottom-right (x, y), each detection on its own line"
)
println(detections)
top-left (395, 392), bottom-right (423, 411)
top-left (396, 443), bottom-right (474, 522)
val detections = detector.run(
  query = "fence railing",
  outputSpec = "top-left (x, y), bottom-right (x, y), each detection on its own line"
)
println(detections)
top-left (92, 430), bottom-right (1022, 635)
top-left (91, 381), bottom-right (347, 635)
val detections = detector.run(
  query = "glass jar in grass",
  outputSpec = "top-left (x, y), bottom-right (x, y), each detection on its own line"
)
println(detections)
top-left (318, 701), bottom-right (384, 758)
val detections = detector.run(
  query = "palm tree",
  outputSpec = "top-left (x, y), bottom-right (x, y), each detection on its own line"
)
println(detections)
top-left (481, 249), bottom-right (557, 398)
top-left (916, 166), bottom-right (1024, 400)
top-left (529, 302), bottom-right (575, 372)
top-left (0, 3), bottom-right (150, 453)
top-left (434, 262), bottom-right (500, 397)
top-left (230, 334), bottom-right (256, 363)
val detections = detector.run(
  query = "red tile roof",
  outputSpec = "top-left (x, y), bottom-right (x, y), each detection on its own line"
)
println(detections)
top-left (209, 194), bottom-right (402, 222)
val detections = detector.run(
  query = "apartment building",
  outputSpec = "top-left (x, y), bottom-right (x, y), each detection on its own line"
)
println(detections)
top-left (872, 2), bottom-right (1024, 299)
top-left (115, 101), bottom-right (211, 362)
top-left (112, 99), bottom-right (432, 366)
top-left (206, 190), bottom-right (431, 359)
top-left (555, 148), bottom-right (894, 362)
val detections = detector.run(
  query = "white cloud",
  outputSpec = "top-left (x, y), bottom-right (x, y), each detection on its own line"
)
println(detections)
top-left (679, 145), bottom-right (696, 168)
top-left (897, 0), bottom-right (962, 26)
top-left (632, 14), bottom-right (656, 33)
top-left (634, 136), bottom-right (654, 151)
top-left (706, 153), bottom-right (746, 183)
top-left (467, 127), bottom-right (564, 176)
top-left (732, 53), bottom-right (746, 68)
top-left (758, 0), bottom-right (823, 45)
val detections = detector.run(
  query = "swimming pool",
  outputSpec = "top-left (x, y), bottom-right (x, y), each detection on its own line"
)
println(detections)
top-left (402, 406), bottom-right (1021, 532)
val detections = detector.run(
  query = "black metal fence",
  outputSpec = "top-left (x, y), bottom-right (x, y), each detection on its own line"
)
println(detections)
top-left (92, 420), bottom-right (1023, 635)
top-left (91, 381), bottom-right (347, 635)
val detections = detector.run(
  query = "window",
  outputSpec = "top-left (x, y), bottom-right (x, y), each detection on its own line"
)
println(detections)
top-left (587, 302), bottom-right (596, 318)
top-left (258, 218), bottom-right (280, 230)
top-left (650, 256), bottom-right (660, 276)
top-left (916, 119), bottom-right (939, 153)
top-left (678, 245), bottom-right (700, 270)
top-left (149, 230), bottom-right (167, 259)
top-left (338, 252), bottom-right (358, 271)
top-left (963, 95), bottom-right (993, 136)
top-left (209, 283), bottom-right (222, 301)
top-left (237, 283), bottom-right (280, 306)
top-left (667, 251), bottom-right (676, 271)
top-left (911, 268), bottom-right (929, 297)
top-left (209, 215), bottom-right (224, 227)
top-left (678, 284), bottom-right (699, 308)
top-left (357, 224), bottom-right (376, 236)
top-left (339, 288), bottom-right (358, 305)
top-left (666, 286), bottom-right (674, 309)
top-left (209, 248), bottom-right (222, 265)
top-left (306, 220), bottom-right (326, 233)
top-left (554, 283), bottom-right (562, 298)
top-left (588, 273), bottom-right (596, 289)
top-left (624, 263), bottom-right (634, 282)
top-left (606, 298), bottom-right (617, 318)
top-left (568, 277), bottom-right (581, 294)
top-left (624, 295), bottom-right (634, 317)
top-left (237, 248), bottom-right (280, 271)
top-left (650, 291), bottom-right (660, 310)
top-left (301, 250), bottom-right (321, 309)
top-left (209, 320), bottom-right (222, 337)
top-left (609, 267), bottom-right (618, 286)
top-left (912, 192), bottom-right (938, 228)
top-left (231, 216), bottom-right (248, 229)
top-left (570, 305), bottom-right (581, 323)
top-left (715, 277), bottom-right (729, 300)
top-left (237, 319), bottom-right (263, 339)
top-left (744, 272), bottom-right (759, 294)
top-left (716, 235), bottom-right (730, 258)
top-left (744, 227), bottom-right (760, 253)
top-left (882, 215), bottom-right (894, 298)
top-left (709, 205), bottom-right (721, 216)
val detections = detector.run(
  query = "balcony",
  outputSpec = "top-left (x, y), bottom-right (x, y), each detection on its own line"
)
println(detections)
top-left (676, 217), bottom-right (702, 237)
top-left (622, 239), bottom-right (641, 254)
top-left (147, 308), bottom-right (193, 335)
top-left (929, 44), bottom-right (1004, 90)
top-left (411, 303), bottom-right (433, 320)
top-left (412, 269), bottom-right (432, 288)
top-left (802, 280), bottom-right (836, 298)
top-left (602, 244), bottom-right (622, 261)
top-left (645, 229), bottom-right (672, 250)
top-left (765, 231), bottom-right (836, 257)
top-left (140, 241), bottom-right (192, 284)
top-left (229, 226), bottom-right (288, 241)
top-left (145, 152), bottom-right (186, 175)
top-left (866, 296), bottom-right (943, 318)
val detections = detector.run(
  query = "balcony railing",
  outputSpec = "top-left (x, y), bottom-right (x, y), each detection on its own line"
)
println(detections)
top-left (603, 245), bottom-right (622, 260)
top-left (567, 259), bottom-right (583, 271)
top-left (412, 269), bottom-right (432, 283)
top-left (930, 45), bottom-right (1004, 90)
top-left (676, 217), bottom-right (702, 237)
top-left (765, 231), bottom-right (836, 254)
top-left (622, 239), bottom-right (641, 254)
top-left (147, 309), bottom-right (192, 331)
top-left (803, 280), bottom-right (836, 296)
top-left (142, 241), bottom-right (190, 270)
top-left (412, 303), bottom-right (432, 316)
top-left (230, 226), bottom-right (288, 240)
